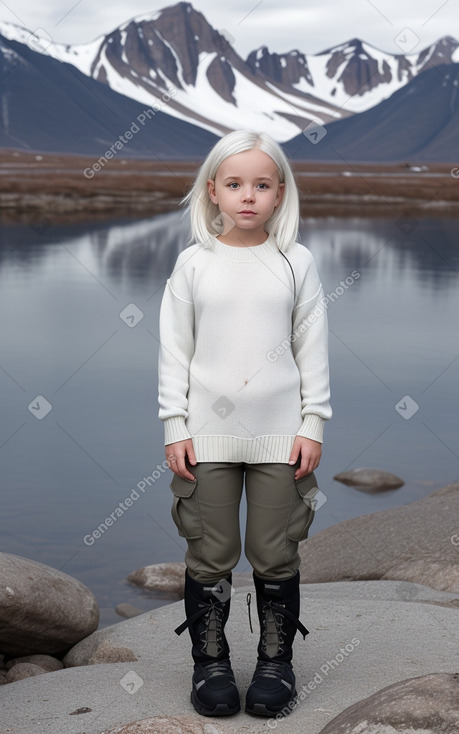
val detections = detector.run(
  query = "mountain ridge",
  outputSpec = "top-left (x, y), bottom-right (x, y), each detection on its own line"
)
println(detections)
top-left (0, 2), bottom-right (458, 160)
top-left (284, 62), bottom-right (459, 162)
top-left (1, 2), bottom-right (458, 141)
top-left (0, 33), bottom-right (219, 157)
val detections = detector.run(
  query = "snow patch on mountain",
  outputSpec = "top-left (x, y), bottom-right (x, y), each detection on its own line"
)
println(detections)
top-left (0, 5), bottom-right (458, 143)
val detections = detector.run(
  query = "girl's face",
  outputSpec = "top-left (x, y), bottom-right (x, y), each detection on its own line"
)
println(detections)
top-left (207, 147), bottom-right (284, 244)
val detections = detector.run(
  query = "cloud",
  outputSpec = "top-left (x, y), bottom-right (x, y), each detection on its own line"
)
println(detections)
top-left (231, 6), bottom-right (330, 29)
top-left (0, 0), bottom-right (456, 54)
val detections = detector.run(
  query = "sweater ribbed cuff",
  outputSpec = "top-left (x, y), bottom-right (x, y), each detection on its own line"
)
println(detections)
top-left (296, 414), bottom-right (325, 443)
top-left (163, 416), bottom-right (192, 445)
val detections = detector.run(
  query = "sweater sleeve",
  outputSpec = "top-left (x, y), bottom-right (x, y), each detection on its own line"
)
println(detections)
top-left (157, 250), bottom-right (195, 446)
top-left (291, 249), bottom-right (332, 444)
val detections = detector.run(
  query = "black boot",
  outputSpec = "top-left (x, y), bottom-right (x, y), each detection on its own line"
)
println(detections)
top-left (245, 571), bottom-right (308, 717)
top-left (174, 569), bottom-right (240, 717)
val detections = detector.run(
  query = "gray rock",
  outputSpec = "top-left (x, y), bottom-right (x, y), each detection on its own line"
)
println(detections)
top-left (64, 637), bottom-right (138, 667)
top-left (0, 552), bottom-right (99, 656)
top-left (5, 663), bottom-right (47, 683)
top-left (1, 583), bottom-right (459, 734)
top-left (126, 566), bottom-right (250, 600)
top-left (318, 673), bottom-right (459, 733)
top-left (384, 558), bottom-right (459, 594)
top-left (294, 578), bottom-right (459, 607)
top-left (115, 603), bottom-right (143, 619)
top-left (102, 716), bottom-right (219, 733)
top-left (6, 654), bottom-right (63, 672)
top-left (333, 468), bottom-right (404, 490)
top-left (300, 481), bottom-right (459, 593)
top-left (126, 562), bottom-right (186, 596)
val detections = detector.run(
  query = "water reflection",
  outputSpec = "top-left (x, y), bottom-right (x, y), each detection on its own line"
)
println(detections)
top-left (0, 210), bottom-right (458, 628)
top-left (1, 211), bottom-right (457, 290)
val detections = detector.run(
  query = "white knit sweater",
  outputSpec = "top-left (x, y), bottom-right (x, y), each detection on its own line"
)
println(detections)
top-left (157, 232), bottom-right (332, 463)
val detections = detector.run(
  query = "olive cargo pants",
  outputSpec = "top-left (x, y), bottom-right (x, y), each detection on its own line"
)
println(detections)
top-left (169, 457), bottom-right (319, 582)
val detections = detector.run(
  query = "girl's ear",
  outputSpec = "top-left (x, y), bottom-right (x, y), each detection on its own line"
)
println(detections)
top-left (275, 182), bottom-right (285, 207)
top-left (207, 178), bottom-right (218, 204)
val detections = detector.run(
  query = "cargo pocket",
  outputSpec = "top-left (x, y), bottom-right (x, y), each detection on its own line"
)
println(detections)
top-left (169, 474), bottom-right (202, 540)
top-left (286, 471), bottom-right (319, 543)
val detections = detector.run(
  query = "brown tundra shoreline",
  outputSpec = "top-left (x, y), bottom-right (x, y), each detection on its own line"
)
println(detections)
top-left (1, 149), bottom-right (458, 224)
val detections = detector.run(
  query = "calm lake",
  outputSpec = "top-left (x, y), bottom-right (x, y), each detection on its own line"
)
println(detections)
top-left (1, 210), bottom-right (458, 627)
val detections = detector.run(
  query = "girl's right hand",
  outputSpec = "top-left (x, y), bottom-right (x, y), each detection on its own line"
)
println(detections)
top-left (165, 438), bottom-right (197, 480)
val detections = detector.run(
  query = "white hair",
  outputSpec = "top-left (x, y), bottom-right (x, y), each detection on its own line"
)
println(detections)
top-left (180, 130), bottom-right (300, 252)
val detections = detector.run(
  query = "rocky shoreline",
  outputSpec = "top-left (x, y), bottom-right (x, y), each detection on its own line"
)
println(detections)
top-left (298, 480), bottom-right (459, 593)
top-left (1, 149), bottom-right (458, 224)
top-left (1, 481), bottom-right (458, 732)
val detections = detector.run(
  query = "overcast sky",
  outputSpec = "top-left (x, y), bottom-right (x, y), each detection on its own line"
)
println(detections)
top-left (0, 0), bottom-right (457, 56)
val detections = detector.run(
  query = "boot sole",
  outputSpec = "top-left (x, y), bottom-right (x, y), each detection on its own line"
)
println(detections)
top-left (245, 690), bottom-right (298, 717)
top-left (191, 690), bottom-right (241, 717)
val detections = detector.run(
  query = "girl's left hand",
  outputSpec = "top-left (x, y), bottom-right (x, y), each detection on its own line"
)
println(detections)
top-left (288, 436), bottom-right (322, 479)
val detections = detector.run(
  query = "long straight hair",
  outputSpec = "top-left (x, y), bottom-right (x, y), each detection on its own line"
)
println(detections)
top-left (180, 130), bottom-right (300, 252)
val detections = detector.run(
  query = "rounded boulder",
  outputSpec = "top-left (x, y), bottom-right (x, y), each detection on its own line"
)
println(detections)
top-left (0, 552), bottom-right (99, 656)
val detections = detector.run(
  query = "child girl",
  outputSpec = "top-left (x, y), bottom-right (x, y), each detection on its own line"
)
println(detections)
top-left (157, 130), bottom-right (331, 718)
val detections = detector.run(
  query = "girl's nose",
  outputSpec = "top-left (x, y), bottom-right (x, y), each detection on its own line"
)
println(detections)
top-left (241, 186), bottom-right (255, 201)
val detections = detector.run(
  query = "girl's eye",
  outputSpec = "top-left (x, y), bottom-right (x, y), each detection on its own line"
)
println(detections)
top-left (227, 182), bottom-right (269, 189)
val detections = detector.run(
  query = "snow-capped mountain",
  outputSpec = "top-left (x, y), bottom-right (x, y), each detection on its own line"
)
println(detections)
top-left (0, 32), bottom-right (218, 156)
top-left (2, 1), bottom-right (458, 143)
top-left (0, 4), bottom-right (344, 141)
top-left (284, 62), bottom-right (459, 162)
top-left (248, 36), bottom-right (459, 113)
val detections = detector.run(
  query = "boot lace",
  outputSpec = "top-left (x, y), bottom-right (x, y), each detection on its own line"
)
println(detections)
top-left (251, 659), bottom-right (289, 679)
top-left (245, 594), bottom-right (308, 656)
top-left (261, 601), bottom-right (286, 655)
top-left (199, 659), bottom-right (234, 679)
top-left (175, 598), bottom-right (226, 657)
top-left (199, 600), bottom-right (225, 657)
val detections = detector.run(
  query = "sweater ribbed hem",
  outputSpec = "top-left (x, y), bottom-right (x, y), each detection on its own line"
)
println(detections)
top-left (163, 413), bottom-right (327, 455)
top-left (189, 434), bottom-right (297, 463)
top-left (164, 416), bottom-right (192, 445)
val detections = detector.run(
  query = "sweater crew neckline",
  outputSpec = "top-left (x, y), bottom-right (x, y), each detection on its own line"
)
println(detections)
top-left (207, 232), bottom-right (279, 261)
